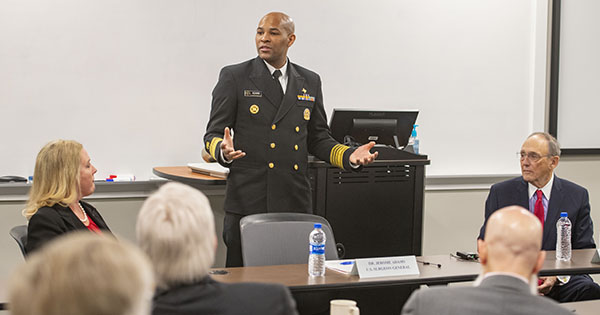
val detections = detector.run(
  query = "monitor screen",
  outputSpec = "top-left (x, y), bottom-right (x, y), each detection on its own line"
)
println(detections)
top-left (329, 110), bottom-right (418, 148)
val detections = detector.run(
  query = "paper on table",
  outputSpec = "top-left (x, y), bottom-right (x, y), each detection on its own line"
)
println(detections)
top-left (325, 259), bottom-right (356, 274)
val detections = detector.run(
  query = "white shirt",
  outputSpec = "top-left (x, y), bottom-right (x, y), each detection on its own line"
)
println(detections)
top-left (526, 173), bottom-right (570, 284)
top-left (528, 173), bottom-right (554, 201)
top-left (263, 59), bottom-right (288, 94)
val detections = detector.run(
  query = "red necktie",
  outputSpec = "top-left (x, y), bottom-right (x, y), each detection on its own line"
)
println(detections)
top-left (534, 189), bottom-right (544, 228)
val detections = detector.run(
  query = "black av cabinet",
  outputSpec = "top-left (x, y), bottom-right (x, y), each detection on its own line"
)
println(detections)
top-left (309, 148), bottom-right (429, 258)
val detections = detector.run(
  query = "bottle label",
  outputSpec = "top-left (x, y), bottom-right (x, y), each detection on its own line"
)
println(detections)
top-left (310, 244), bottom-right (325, 255)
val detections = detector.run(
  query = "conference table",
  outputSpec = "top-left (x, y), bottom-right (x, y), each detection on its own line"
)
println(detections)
top-left (0, 249), bottom-right (598, 311)
top-left (210, 249), bottom-right (600, 313)
top-left (212, 249), bottom-right (600, 292)
top-left (563, 299), bottom-right (600, 315)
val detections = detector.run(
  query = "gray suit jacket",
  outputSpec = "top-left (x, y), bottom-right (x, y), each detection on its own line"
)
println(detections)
top-left (401, 275), bottom-right (572, 315)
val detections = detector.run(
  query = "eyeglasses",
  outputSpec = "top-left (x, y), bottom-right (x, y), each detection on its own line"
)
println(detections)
top-left (517, 151), bottom-right (552, 162)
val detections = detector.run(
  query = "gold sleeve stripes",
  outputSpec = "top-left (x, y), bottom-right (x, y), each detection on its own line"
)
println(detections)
top-left (207, 137), bottom-right (223, 160)
top-left (329, 144), bottom-right (349, 169)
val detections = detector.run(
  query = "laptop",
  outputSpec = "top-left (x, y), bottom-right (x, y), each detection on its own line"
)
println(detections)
top-left (187, 162), bottom-right (229, 179)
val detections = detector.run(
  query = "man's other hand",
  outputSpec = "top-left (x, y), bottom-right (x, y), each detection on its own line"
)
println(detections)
top-left (538, 276), bottom-right (558, 295)
top-left (349, 141), bottom-right (378, 166)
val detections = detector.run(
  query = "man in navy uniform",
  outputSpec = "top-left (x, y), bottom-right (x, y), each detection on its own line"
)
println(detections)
top-left (204, 12), bottom-right (377, 267)
top-left (478, 132), bottom-right (600, 302)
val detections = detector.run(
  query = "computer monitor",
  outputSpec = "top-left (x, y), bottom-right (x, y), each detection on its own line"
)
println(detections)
top-left (329, 109), bottom-right (418, 149)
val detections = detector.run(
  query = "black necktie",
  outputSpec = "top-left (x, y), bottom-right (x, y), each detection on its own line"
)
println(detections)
top-left (272, 69), bottom-right (284, 105)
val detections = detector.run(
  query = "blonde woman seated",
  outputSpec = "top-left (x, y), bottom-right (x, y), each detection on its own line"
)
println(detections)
top-left (23, 140), bottom-right (111, 254)
top-left (9, 232), bottom-right (154, 315)
top-left (137, 182), bottom-right (298, 315)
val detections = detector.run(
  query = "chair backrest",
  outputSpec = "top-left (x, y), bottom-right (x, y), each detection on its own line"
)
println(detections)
top-left (240, 213), bottom-right (339, 267)
top-left (9, 225), bottom-right (28, 257)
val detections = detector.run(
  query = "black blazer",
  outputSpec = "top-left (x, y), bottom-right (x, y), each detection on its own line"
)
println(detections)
top-left (478, 176), bottom-right (595, 250)
top-left (25, 200), bottom-right (111, 254)
top-left (204, 57), bottom-right (356, 215)
top-left (152, 276), bottom-right (298, 315)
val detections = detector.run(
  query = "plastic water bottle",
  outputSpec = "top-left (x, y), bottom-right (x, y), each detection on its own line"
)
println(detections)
top-left (408, 124), bottom-right (420, 154)
top-left (556, 212), bottom-right (572, 261)
top-left (308, 223), bottom-right (326, 276)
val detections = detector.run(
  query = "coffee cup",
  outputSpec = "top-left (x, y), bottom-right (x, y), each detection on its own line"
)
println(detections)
top-left (330, 299), bottom-right (359, 315)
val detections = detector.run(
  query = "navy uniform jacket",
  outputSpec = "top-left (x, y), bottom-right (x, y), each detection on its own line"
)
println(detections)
top-left (478, 176), bottom-right (595, 250)
top-left (204, 57), bottom-right (355, 215)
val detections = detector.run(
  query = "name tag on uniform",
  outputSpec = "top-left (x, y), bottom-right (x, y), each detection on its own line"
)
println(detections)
top-left (244, 90), bottom-right (263, 97)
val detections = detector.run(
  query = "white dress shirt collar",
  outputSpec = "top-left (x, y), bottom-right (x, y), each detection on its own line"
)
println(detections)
top-left (528, 173), bottom-right (554, 200)
top-left (263, 59), bottom-right (288, 79)
top-left (263, 59), bottom-right (288, 94)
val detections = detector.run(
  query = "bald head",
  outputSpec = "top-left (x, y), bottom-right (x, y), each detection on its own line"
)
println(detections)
top-left (255, 12), bottom-right (296, 69)
top-left (479, 206), bottom-right (545, 278)
top-left (260, 12), bottom-right (295, 35)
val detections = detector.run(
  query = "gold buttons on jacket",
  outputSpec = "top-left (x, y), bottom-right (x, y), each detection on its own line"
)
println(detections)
top-left (294, 144), bottom-right (299, 151)
top-left (270, 143), bottom-right (276, 149)
top-left (268, 162), bottom-right (274, 168)
top-left (295, 126), bottom-right (300, 132)
top-left (272, 124), bottom-right (277, 130)
top-left (294, 164), bottom-right (299, 171)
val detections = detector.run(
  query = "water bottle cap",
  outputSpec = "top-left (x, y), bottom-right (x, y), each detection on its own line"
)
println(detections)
top-left (314, 223), bottom-right (322, 228)
top-left (560, 212), bottom-right (568, 217)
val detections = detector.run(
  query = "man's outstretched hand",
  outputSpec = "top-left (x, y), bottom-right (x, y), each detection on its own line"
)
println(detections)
top-left (221, 127), bottom-right (246, 161)
top-left (349, 141), bottom-right (378, 165)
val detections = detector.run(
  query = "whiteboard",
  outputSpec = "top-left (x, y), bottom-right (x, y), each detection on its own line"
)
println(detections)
top-left (0, 0), bottom-right (545, 179)
top-left (556, 0), bottom-right (600, 149)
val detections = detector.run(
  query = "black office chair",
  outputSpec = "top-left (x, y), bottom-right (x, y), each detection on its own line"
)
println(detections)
top-left (240, 213), bottom-right (345, 267)
top-left (9, 225), bottom-right (28, 257)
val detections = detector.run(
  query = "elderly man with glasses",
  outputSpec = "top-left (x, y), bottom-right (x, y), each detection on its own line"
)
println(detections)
top-left (478, 132), bottom-right (600, 302)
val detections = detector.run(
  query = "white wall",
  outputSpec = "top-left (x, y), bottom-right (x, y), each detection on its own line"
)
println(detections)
top-left (556, 0), bottom-right (600, 149)
top-left (0, 0), bottom-right (548, 179)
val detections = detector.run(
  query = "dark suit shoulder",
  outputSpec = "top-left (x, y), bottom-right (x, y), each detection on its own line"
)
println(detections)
top-left (224, 281), bottom-right (290, 294)
top-left (555, 176), bottom-right (587, 192)
top-left (26, 204), bottom-right (73, 254)
top-left (30, 205), bottom-right (68, 223)
top-left (153, 279), bottom-right (297, 315)
top-left (221, 58), bottom-right (256, 74)
top-left (289, 62), bottom-right (320, 80)
top-left (219, 281), bottom-right (296, 311)
top-left (490, 176), bottom-right (526, 191)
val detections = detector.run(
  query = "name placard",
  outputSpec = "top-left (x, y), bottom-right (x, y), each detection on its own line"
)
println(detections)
top-left (592, 249), bottom-right (600, 264)
top-left (352, 256), bottom-right (420, 278)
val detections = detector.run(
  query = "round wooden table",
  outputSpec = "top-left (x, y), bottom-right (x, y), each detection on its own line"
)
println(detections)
top-left (152, 166), bottom-right (226, 186)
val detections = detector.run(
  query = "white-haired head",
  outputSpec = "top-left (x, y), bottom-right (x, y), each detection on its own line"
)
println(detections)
top-left (137, 182), bottom-right (216, 289)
